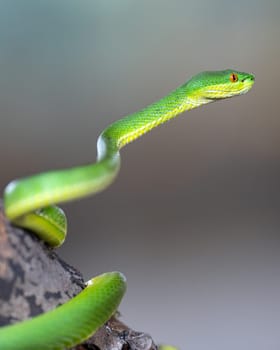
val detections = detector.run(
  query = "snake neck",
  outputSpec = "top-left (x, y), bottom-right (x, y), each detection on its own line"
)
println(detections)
top-left (97, 82), bottom-right (209, 160)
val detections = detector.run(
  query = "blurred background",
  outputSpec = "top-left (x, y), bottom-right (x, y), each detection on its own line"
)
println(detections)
top-left (0, 1), bottom-right (279, 349)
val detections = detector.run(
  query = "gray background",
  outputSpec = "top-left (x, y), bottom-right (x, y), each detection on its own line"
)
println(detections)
top-left (0, 1), bottom-right (279, 349)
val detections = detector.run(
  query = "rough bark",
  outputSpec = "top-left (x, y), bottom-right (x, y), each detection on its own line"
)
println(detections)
top-left (0, 201), bottom-right (156, 350)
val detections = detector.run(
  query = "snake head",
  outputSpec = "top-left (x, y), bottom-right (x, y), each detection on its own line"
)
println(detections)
top-left (185, 69), bottom-right (255, 101)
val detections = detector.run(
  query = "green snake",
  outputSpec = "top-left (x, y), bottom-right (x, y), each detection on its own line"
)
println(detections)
top-left (0, 69), bottom-right (254, 349)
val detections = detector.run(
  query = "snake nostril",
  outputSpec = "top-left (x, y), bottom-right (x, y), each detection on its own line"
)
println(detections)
top-left (242, 76), bottom-right (254, 83)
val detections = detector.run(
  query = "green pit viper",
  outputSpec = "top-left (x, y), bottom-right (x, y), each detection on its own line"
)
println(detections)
top-left (0, 69), bottom-right (254, 349)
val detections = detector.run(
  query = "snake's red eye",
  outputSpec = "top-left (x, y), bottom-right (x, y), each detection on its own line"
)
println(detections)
top-left (230, 73), bottom-right (238, 82)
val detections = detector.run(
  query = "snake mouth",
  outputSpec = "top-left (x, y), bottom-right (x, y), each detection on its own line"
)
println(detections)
top-left (204, 88), bottom-right (250, 100)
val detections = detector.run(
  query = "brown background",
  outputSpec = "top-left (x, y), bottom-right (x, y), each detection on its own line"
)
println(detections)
top-left (0, 1), bottom-right (279, 349)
